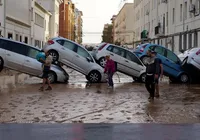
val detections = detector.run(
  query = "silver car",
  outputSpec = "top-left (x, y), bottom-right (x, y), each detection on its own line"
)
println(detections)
top-left (0, 38), bottom-right (69, 83)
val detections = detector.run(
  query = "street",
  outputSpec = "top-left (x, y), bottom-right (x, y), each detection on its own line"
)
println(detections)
top-left (0, 68), bottom-right (200, 123)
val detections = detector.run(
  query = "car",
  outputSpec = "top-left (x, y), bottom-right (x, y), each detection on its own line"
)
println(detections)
top-left (0, 37), bottom-right (69, 83)
top-left (133, 43), bottom-right (190, 83)
top-left (93, 43), bottom-right (146, 82)
top-left (181, 47), bottom-right (200, 70)
top-left (178, 47), bottom-right (200, 62)
top-left (42, 37), bottom-right (106, 83)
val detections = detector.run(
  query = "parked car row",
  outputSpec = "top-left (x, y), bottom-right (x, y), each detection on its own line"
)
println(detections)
top-left (0, 38), bottom-right (69, 83)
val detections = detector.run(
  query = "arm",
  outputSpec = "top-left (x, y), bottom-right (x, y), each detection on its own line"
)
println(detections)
top-left (160, 63), bottom-right (163, 78)
top-left (155, 59), bottom-right (160, 79)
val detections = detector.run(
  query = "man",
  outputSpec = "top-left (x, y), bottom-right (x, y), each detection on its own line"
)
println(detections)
top-left (155, 56), bottom-right (163, 98)
top-left (38, 51), bottom-right (53, 91)
top-left (145, 50), bottom-right (160, 101)
top-left (104, 55), bottom-right (116, 88)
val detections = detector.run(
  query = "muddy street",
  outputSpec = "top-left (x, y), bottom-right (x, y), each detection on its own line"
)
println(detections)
top-left (0, 69), bottom-right (200, 123)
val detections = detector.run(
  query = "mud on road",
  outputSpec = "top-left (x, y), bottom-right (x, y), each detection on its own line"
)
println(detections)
top-left (0, 70), bottom-right (200, 123)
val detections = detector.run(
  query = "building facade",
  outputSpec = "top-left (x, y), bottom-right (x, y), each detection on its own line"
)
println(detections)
top-left (75, 8), bottom-right (83, 44)
top-left (114, 3), bottom-right (134, 46)
top-left (133, 0), bottom-right (200, 54)
top-left (59, 0), bottom-right (75, 41)
top-left (37, 0), bottom-right (63, 38)
top-left (111, 15), bottom-right (117, 44)
top-left (0, 0), bottom-right (5, 37)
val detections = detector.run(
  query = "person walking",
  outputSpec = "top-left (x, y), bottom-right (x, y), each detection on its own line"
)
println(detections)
top-left (104, 55), bottom-right (116, 88)
top-left (38, 51), bottom-right (53, 91)
top-left (155, 56), bottom-right (163, 98)
top-left (145, 50), bottom-right (160, 101)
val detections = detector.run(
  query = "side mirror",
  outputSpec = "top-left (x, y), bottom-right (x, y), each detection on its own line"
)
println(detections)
top-left (86, 57), bottom-right (91, 62)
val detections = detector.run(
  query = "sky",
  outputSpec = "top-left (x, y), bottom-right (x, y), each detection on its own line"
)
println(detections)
top-left (73, 0), bottom-right (133, 44)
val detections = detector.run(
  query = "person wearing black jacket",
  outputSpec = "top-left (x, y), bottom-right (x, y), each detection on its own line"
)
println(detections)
top-left (145, 50), bottom-right (160, 101)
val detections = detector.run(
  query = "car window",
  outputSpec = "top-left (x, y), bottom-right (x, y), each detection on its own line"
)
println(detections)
top-left (112, 46), bottom-right (125, 57)
top-left (126, 51), bottom-right (143, 65)
top-left (0, 39), bottom-right (6, 49)
top-left (149, 46), bottom-right (155, 50)
top-left (56, 39), bottom-right (64, 45)
top-left (6, 41), bottom-right (28, 56)
top-left (106, 45), bottom-right (113, 51)
top-left (77, 46), bottom-right (93, 62)
top-left (63, 41), bottom-right (77, 52)
top-left (28, 48), bottom-right (40, 59)
top-left (166, 50), bottom-right (179, 63)
top-left (154, 46), bottom-right (165, 56)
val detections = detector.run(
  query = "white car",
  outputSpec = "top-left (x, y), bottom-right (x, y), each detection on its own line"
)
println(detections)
top-left (181, 47), bottom-right (200, 70)
top-left (93, 43), bottom-right (146, 82)
top-left (43, 37), bottom-right (105, 83)
top-left (0, 38), bottom-right (69, 83)
top-left (178, 47), bottom-right (199, 61)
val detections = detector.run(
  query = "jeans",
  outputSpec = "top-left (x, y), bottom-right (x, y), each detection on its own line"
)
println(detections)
top-left (145, 75), bottom-right (155, 98)
top-left (108, 71), bottom-right (114, 87)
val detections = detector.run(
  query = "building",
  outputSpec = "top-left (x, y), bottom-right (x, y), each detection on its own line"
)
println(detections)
top-left (114, 3), bottom-right (134, 45)
top-left (5, 0), bottom-right (32, 43)
top-left (133, 0), bottom-right (200, 54)
top-left (102, 24), bottom-right (113, 43)
top-left (59, 0), bottom-right (75, 41)
top-left (0, 0), bottom-right (5, 37)
top-left (37, 0), bottom-right (63, 38)
top-left (75, 8), bottom-right (83, 44)
top-left (111, 15), bottom-right (117, 44)
top-left (32, 1), bottom-right (52, 48)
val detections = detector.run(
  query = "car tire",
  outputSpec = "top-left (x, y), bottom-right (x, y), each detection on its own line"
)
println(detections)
top-left (141, 56), bottom-right (148, 66)
top-left (87, 70), bottom-right (101, 83)
top-left (0, 57), bottom-right (4, 72)
top-left (179, 73), bottom-right (190, 83)
top-left (139, 73), bottom-right (146, 83)
top-left (48, 50), bottom-right (59, 63)
top-left (99, 57), bottom-right (106, 67)
top-left (48, 71), bottom-right (57, 84)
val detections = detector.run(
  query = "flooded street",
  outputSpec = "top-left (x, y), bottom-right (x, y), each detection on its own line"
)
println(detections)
top-left (0, 69), bottom-right (200, 123)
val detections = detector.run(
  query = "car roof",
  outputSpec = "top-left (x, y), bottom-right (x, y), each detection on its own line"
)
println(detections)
top-left (106, 43), bottom-right (134, 52)
top-left (0, 37), bottom-right (41, 50)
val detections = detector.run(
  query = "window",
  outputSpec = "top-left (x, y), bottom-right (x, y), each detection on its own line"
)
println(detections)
top-left (8, 33), bottom-right (13, 39)
top-left (35, 13), bottom-right (44, 27)
top-left (77, 46), bottom-right (93, 62)
top-left (56, 40), bottom-right (64, 45)
top-left (0, 30), bottom-right (2, 37)
top-left (154, 46), bottom-right (165, 55)
top-left (24, 37), bottom-right (28, 44)
top-left (190, 0), bottom-right (193, 18)
top-left (20, 36), bottom-right (22, 42)
top-left (166, 50), bottom-right (179, 63)
top-left (28, 48), bottom-right (39, 59)
top-left (126, 51), bottom-right (142, 65)
top-left (35, 40), bottom-right (41, 48)
top-left (0, 39), bottom-right (6, 49)
top-left (6, 41), bottom-right (28, 55)
top-left (166, 12), bottom-right (168, 27)
top-left (111, 46), bottom-right (125, 57)
top-left (15, 34), bottom-right (18, 41)
top-left (180, 4), bottom-right (183, 21)
top-left (63, 41), bottom-right (77, 52)
top-left (106, 45), bottom-right (113, 51)
top-left (184, 2), bottom-right (187, 20)
top-left (172, 8), bottom-right (175, 24)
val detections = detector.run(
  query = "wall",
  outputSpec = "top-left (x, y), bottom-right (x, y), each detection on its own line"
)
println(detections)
top-left (0, 0), bottom-right (5, 36)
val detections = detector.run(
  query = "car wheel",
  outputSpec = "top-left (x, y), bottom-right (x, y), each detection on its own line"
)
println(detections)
top-left (48, 50), bottom-right (59, 62)
top-left (87, 70), bottom-right (101, 83)
top-left (48, 71), bottom-right (57, 84)
top-left (181, 57), bottom-right (188, 66)
top-left (141, 56), bottom-right (149, 66)
top-left (140, 73), bottom-right (146, 83)
top-left (179, 73), bottom-right (189, 83)
top-left (0, 57), bottom-right (4, 72)
top-left (99, 57), bottom-right (106, 67)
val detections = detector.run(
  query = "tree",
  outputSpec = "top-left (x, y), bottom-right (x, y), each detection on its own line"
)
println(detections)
top-left (102, 24), bottom-right (113, 43)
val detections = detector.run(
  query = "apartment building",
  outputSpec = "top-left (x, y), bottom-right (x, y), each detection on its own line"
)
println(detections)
top-left (75, 8), bottom-right (83, 44)
top-left (37, 0), bottom-right (63, 38)
top-left (114, 3), bottom-right (134, 45)
top-left (134, 0), bottom-right (200, 54)
top-left (59, 0), bottom-right (75, 41)
top-left (0, 0), bottom-right (5, 37)
top-left (111, 15), bottom-right (117, 44)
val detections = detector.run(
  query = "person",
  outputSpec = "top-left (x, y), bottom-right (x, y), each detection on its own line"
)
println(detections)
top-left (38, 51), bottom-right (53, 91)
top-left (145, 50), bottom-right (160, 101)
top-left (104, 55), bottom-right (116, 88)
top-left (155, 56), bottom-right (163, 98)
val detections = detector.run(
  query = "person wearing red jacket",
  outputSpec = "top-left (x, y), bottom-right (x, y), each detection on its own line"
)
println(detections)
top-left (104, 55), bottom-right (116, 88)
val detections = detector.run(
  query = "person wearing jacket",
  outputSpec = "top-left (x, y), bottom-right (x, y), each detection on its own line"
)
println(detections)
top-left (145, 50), bottom-right (160, 101)
top-left (104, 55), bottom-right (116, 88)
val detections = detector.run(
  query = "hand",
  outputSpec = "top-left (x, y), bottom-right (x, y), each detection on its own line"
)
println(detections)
top-left (155, 74), bottom-right (158, 79)
top-left (160, 74), bottom-right (163, 79)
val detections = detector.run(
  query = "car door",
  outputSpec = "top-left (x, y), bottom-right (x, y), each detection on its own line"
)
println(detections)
top-left (4, 40), bottom-right (28, 71)
top-left (58, 40), bottom-right (78, 68)
top-left (165, 49), bottom-right (182, 77)
top-left (72, 45), bottom-right (94, 75)
top-left (23, 47), bottom-right (42, 76)
top-left (0, 39), bottom-right (7, 65)
top-left (122, 50), bottom-right (145, 77)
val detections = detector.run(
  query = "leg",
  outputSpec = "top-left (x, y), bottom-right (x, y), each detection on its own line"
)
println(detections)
top-left (149, 80), bottom-right (155, 98)
top-left (108, 72), bottom-right (114, 87)
top-left (145, 76), bottom-right (152, 96)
